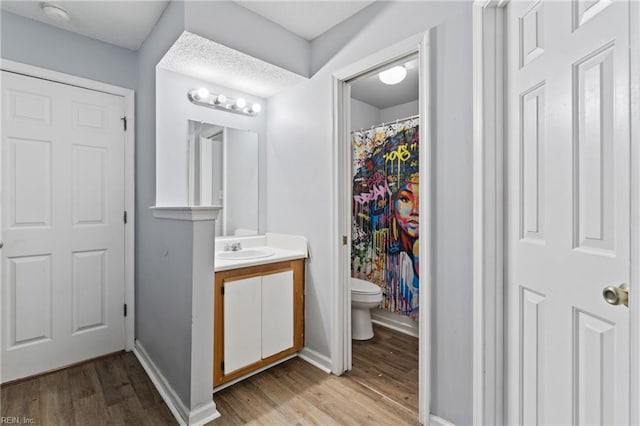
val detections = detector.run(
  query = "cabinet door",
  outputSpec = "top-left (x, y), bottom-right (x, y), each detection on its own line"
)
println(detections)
top-left (261, 270), bottom-right (294, 358)
top-left (223, 276), bottom-right (262, 374)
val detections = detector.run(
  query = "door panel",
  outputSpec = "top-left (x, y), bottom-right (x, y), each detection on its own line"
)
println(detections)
top-left (223, 276), bottom-right (262, 374)
top-left (8, 254), bottom-right (52, 347)
top-left (261, 270), bottom-right (294, 358)
top-left (8, 138), bottom-right (52, 228)
top-left (506, 1), bottom-right (630, 424)
top-left (1, 71), bottom-right (126, 382)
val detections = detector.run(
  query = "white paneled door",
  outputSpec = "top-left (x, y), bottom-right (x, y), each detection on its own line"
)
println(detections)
top-left (1, 71), bottom-right (126, 382)
top-left (506, 1), bottom-right (630, 424)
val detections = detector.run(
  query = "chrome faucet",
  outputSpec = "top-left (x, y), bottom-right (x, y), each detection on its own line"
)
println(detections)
top-left (224, 242), bottom-right (242, 251)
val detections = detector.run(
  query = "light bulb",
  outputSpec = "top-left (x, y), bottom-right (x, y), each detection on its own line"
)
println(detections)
top-left (250, 103), bottom-right (261, 113)
top-left (196, 88), bottom-right (209, 100)
top-left (235, 98), bottom-right (246, 109)
top-left (379, 66), bottom-right (407, 85)
top-left (215, 94), bottom-right (227, 104)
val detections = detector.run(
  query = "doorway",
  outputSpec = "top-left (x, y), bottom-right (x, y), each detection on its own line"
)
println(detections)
top-left (332, 33), bottom-right (431, 424)
top-left (348, 53), bottom-right (420, 415)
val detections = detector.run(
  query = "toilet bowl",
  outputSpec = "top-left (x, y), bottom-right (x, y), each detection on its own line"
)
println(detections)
top-left (350, 278), bottom-right (383, 340)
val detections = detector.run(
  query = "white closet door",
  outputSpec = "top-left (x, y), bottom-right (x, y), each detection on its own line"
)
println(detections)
top-left (261, 270), bottom-right (294, 358)
top-left (1, 71), bottom-right (126, 382)
top-left (223, 276), bottom-right (261, 373)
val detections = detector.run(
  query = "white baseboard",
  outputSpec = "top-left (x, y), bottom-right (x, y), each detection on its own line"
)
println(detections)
top-left (430, 415), bottom-right (455, 426)
top-left (298, 347), bottom-right (332, 373)
top-left (133, 341), bottom-right (220, 426)
top-left (371, 309), bottom-right (419, 338)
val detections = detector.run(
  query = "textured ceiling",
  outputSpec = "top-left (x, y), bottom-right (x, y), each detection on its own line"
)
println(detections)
top-left (234, 1), bottom-right (375, 41)
top-left (351, 58), bottom-right (419, 110)
top-left (157, 32), bottom-right (307, 99)
top-left (0, 1), bottom-right (168, 50)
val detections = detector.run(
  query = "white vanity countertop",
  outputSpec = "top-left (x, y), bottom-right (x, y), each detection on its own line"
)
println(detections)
top-left (214, 233), bottom-right (308, 272)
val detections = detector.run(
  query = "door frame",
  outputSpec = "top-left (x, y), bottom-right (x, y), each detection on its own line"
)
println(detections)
top-left (0, 59), bottom-right (136, 352)
top-left (331, 32), bottom-right (431, 424)
top-left (472, 1), bottom-right (640, 424)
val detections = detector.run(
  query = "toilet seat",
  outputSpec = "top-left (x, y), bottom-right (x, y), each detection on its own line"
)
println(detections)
top-left (350, 278), bottom-right (382, 295)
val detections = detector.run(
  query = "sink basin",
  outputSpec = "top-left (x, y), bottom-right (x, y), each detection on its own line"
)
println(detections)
top-left (216, 248), bottom-right (276, 260)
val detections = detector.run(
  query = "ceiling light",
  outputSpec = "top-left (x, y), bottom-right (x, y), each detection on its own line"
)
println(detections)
top-left (41, 3), bottom-right (71, 22)
top-left (235, 98), bottom-right (246, 109)
top-left (250, 103), bottom-right (261, 113)
top-left (214, 94), bottom-right (227, 105)
top-left (379, 66), bottom-right (407, 85)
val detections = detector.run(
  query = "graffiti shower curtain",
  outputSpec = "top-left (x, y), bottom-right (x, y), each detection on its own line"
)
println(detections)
top-left (352, 117), bottom-right (419, 319)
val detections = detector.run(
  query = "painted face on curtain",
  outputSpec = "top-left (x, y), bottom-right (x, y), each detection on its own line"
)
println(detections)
top-left (394, 181), bottom-right (419, 238)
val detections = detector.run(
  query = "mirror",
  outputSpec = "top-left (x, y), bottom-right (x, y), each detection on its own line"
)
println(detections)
top-left (188, 120), bottom-right (259, 237)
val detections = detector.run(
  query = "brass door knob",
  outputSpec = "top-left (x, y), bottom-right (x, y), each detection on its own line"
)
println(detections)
top-left (602, 283), bottom-right (629, 307)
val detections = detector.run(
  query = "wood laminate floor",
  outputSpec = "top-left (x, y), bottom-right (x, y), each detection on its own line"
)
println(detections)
top-left (1, 325), bottom-right (419, 425)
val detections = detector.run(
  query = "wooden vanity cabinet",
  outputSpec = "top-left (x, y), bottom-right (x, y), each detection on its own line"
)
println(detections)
top-left (213, 259), bottom-right (304, 387)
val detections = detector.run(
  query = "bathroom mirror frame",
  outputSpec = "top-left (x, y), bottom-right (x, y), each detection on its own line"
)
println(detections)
top-left (187, 120), bottom-right (260, 237)
top-left (331, 33), bottom-right (431, 424)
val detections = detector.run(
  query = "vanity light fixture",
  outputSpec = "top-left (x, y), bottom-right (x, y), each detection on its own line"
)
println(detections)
top-left (379, 65), bottom-right (407, 85)
top-left (188, 88), bottom-right (261, 116)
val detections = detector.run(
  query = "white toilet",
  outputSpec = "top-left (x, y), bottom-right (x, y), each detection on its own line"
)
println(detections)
top-left (350, 278), bottom-right (383, 340)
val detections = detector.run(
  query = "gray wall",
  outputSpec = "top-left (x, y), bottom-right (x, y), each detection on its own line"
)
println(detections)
top-left (266, 2), bottom-right (474, 424)
top-left (134, 0), bottom-right (196, 407)
top-left (380, 100), bottom-right (419, 123)
top-left (0, 11), bottom-right (137, 90)
top-left (351, 98), bottom-right (381, 132)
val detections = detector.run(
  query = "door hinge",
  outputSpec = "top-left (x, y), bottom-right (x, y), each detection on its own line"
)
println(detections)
top-left (123, 211), bottom-right (127, 224)
top-left (221, 286), bottom-right (225, 296)
top-left (343, 235), bottom-right (348, 245)
top-left (124, 304), bottom-right (128, 317)
top-left (221, 361), bottom-right (224, 371)
top-left (121, 116), bottom-right (127, 131)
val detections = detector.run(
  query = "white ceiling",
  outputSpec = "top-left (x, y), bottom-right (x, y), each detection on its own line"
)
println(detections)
top-left (1, 1), bottom-right (374, 50)
top-left (0, 1), bottom-right (168, 50)
top-left (351, 58), bottom-right (419, 110)
top-left (158, 31), bottom-right (307, 99)
top-left (234, 1), bottom-right (375, 41)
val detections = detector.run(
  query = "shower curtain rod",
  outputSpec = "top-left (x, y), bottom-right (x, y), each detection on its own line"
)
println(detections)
top-left (351, 114), bottom-right (420, 133)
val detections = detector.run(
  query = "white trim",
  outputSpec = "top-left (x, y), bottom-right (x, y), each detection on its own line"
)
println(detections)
top-left (298, 347), bottom-right (332, 373)
top-left (134, 342), bottom-right (221, 426)
top-left (0, 59), bottom-right (137, 352)
top-left (429, 415), bottom-right (455, 426)
top-left (331, 32), bottom-right (431, 425)
top-left (472, 2), bottom-right (506, 425)
top-left (629, 0), bottom-right (640, 422)
top-left (371, 314), bottom-right (419, 338)
top-left (473, 1), bottom-right (639, 424)
top-left (150, 206), bottom-right (222, 221)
